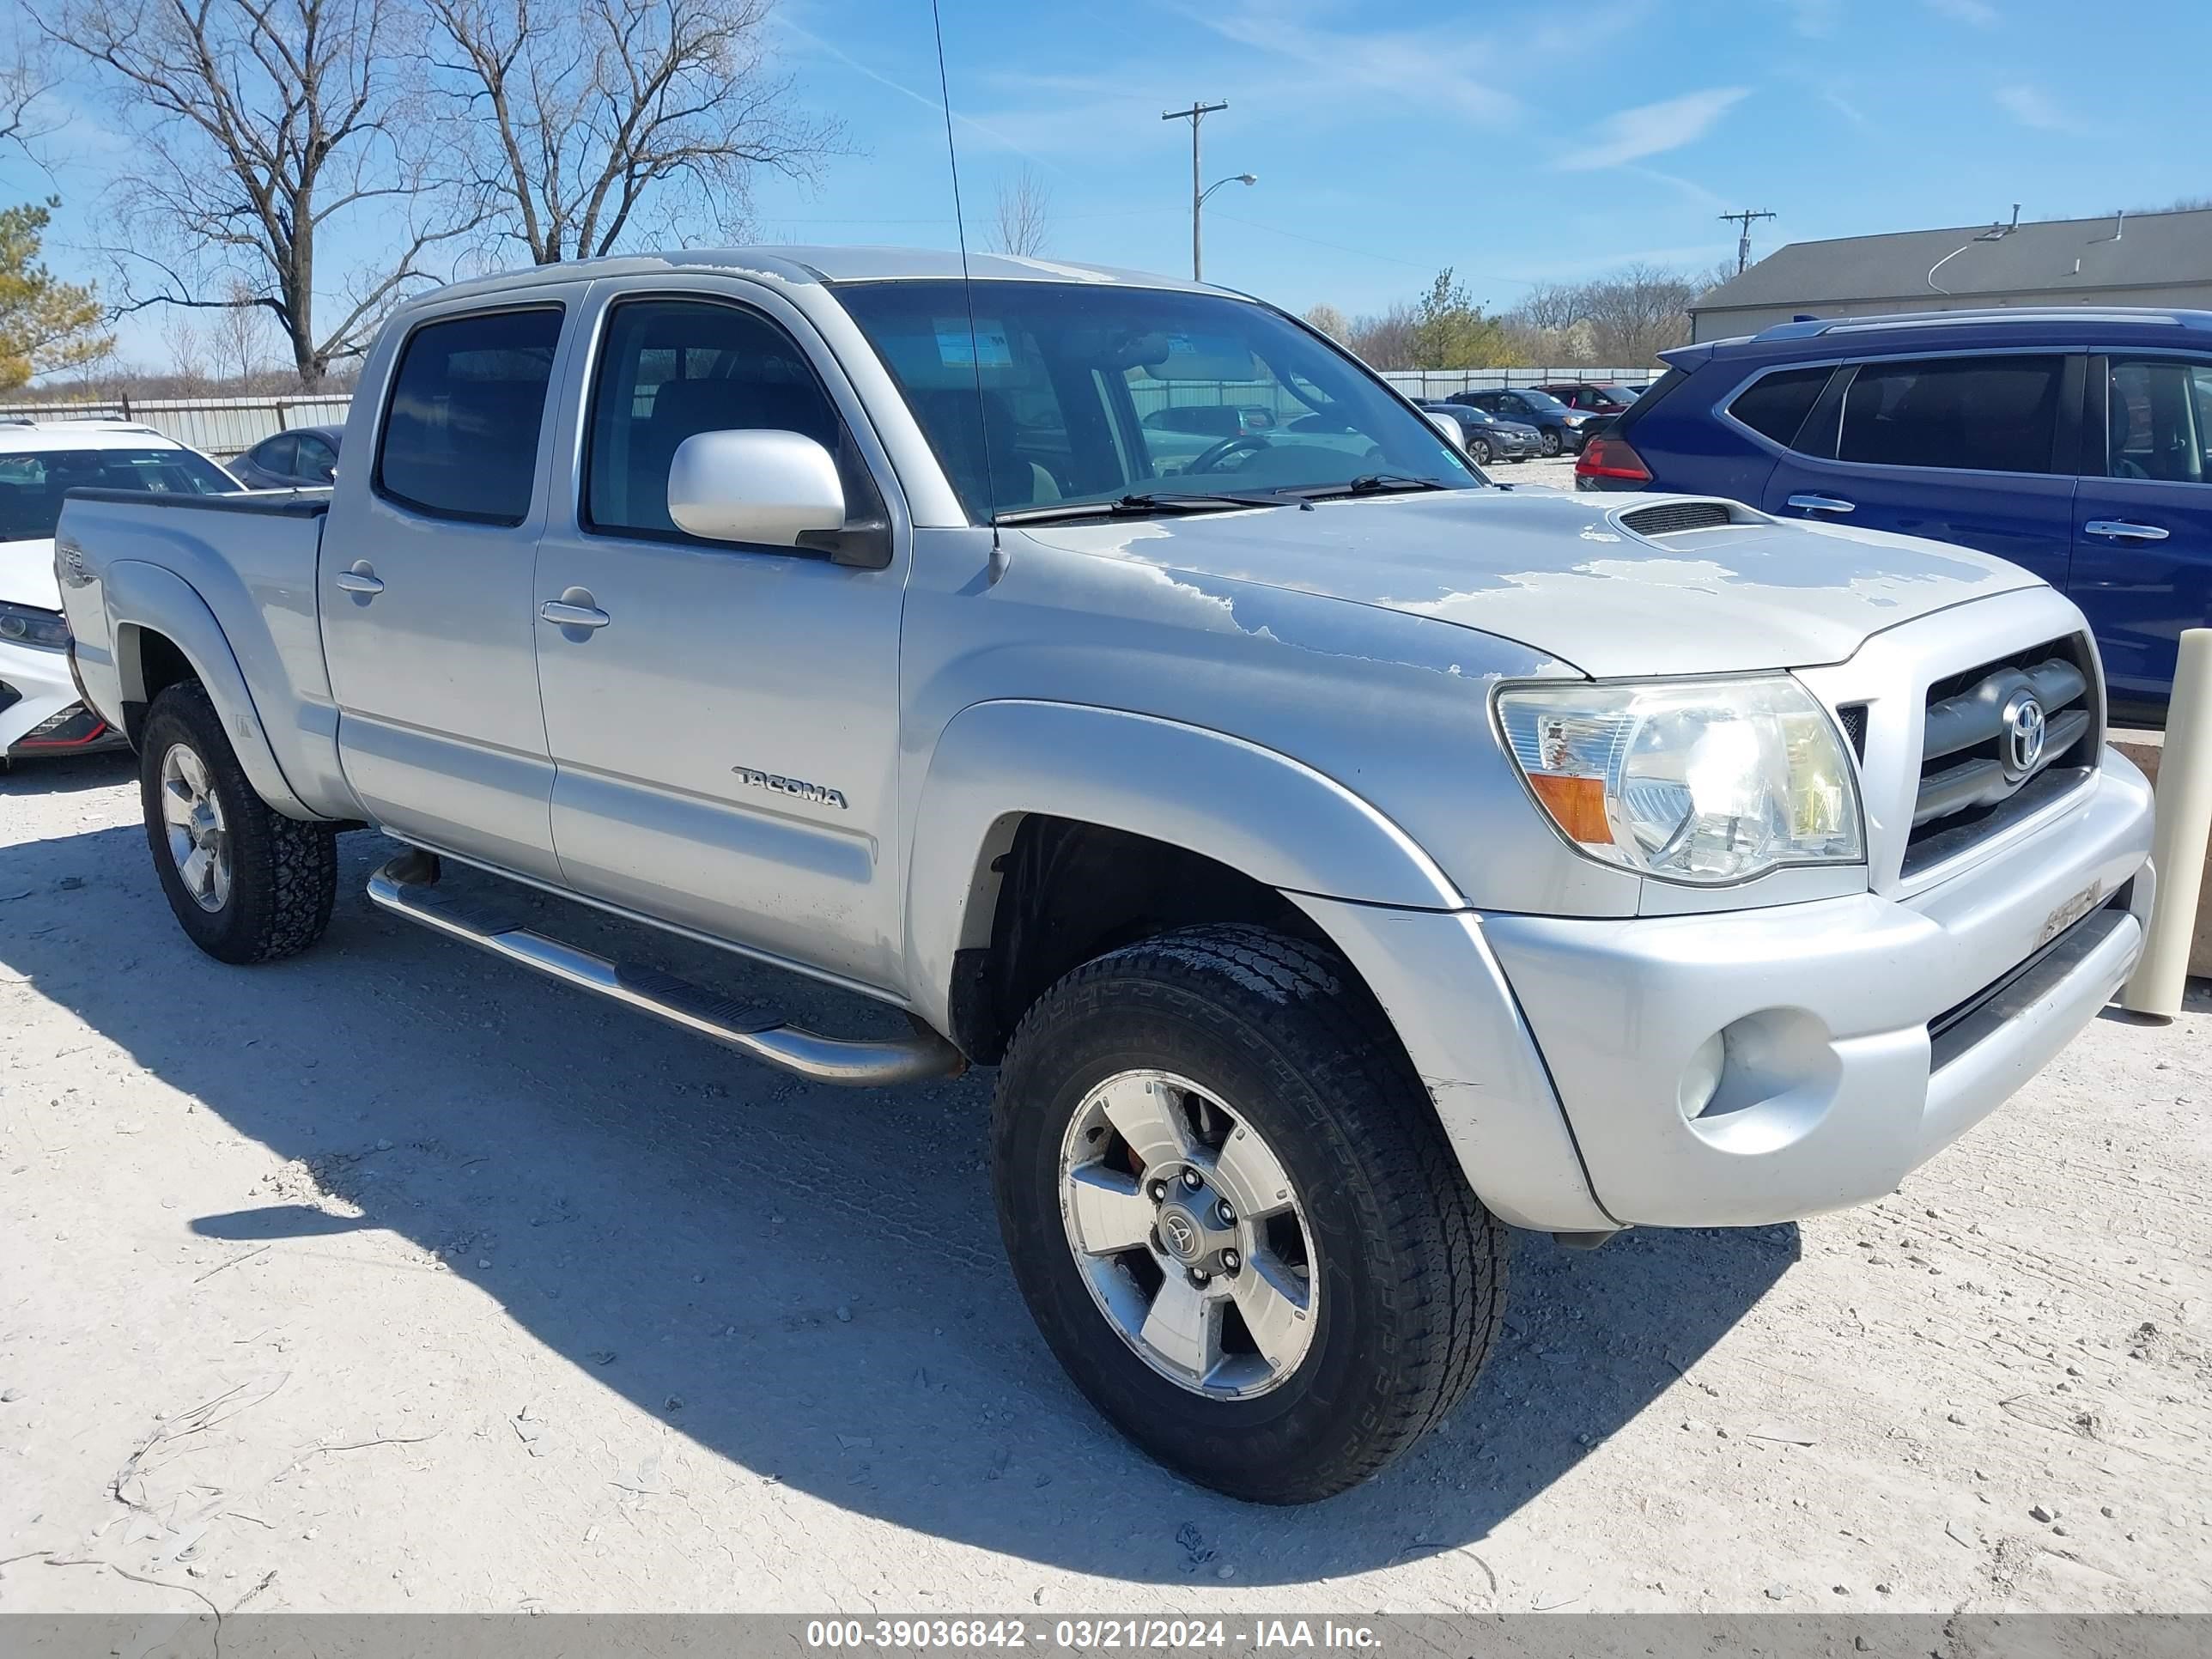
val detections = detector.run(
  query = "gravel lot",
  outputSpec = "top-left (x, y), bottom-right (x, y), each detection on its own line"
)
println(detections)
top-left (3, 702), bottom-right (2209, 1616)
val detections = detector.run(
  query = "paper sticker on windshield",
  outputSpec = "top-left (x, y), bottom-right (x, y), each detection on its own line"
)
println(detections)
top-left (935, 319), bottom-right (1013, 369)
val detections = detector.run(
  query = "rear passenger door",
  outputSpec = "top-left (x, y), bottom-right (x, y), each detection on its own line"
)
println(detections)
top-left (321, 296), bottom-right (582, 882)
top-left (2069, 354), bottom-right (2212, 717)
top-left (1760, 352), bottom-right (2081, 587)
top-left (531, 281), bottom-right (910, 991)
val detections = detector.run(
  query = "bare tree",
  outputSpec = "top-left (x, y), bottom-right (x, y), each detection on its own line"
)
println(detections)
top-left (2, 24), bottom-right (56, 153)
top-left (425, 0), bottom-right (840, 264)
top-left (1302, 302), bottom-right (1349, 342)
top-left (1511, 281), bottom-right (1589, 334)
top-left (159, 307), bottom-right (210, 385)
top-left (210, 274), bottom-right (273, 382)
top-left (1346, 301), bottom-right (1419, 370)
top-left (989, 163), bottom-right (1051, 258)
top-left (1578, 262), bottom-right (1698, 363)
top-left (46, 0), bottom-right (481, 385)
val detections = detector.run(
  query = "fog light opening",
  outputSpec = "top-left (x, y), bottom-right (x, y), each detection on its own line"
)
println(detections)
top-left (1678, 1030), bottom-right (1726, 1121)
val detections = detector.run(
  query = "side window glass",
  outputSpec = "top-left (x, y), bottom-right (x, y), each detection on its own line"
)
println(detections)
top-left (1727, 366), bottom-right (1832, 448)
top-left (585, 298), bottom-right (847, 538)
top-left (295, 434), bottom-right (337, 481)
top-left (252, 434), bottom-right (296, 475)
top-left (2107, 359), bottom-right (2210, 484)
top-left (1838, 355), bottom-right (2060, 474)
top-left (375, 307), bottom-right (562, 525)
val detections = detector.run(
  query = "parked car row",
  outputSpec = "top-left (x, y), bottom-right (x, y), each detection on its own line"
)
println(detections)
top-left (1443, 385), bottom-right (1619, 456)
top-left (1577, 307), bottom-right (2212, 720)
top-left (1416, 400), bottom-right (1543, 465)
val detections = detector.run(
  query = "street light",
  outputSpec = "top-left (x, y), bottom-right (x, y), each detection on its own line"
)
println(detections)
top-left (1192, 173), bottom-right (1258, 283)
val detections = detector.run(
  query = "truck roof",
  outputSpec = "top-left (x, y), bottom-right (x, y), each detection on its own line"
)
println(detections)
top-left (416, 246), bottom-right (1225, 309)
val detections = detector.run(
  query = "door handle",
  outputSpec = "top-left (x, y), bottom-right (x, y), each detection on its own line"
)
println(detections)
top-left (2085, 520), bottom-right (2170, 541)
top-left (1787, 494), bottom-right (1856, 515)
top-left (539, 599), bottom-right (611, 629)
top-left (334, 562), bottom-right (384, 594)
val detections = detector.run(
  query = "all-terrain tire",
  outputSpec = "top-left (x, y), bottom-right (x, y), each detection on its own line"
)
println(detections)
top-left (139, 681), bottom-right (337, 964)
top-left (993, 923), bottom-right (1506, 1503)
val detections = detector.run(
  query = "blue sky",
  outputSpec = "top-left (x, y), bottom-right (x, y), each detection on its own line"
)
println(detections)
top-left (9, 0), bottom-right (2209, 369)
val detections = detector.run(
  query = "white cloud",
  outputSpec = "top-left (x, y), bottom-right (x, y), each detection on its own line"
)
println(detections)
top-left (1995, 83), bottom-right (2087, 135)
top-left (1188, 3), bottom-right (1523, 126)
top-left (1925, 0), bottom-right (1999, 23)
top-left (1556, 88), bottom-right (1750, 170)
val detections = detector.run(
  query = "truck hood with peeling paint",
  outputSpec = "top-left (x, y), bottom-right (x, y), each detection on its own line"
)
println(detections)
top-left (1012, 487), bottom-right (2044, 678)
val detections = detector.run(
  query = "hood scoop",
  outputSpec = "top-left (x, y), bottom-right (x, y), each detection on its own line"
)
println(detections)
top-left (1617, 500), bottom-right (1736, 538)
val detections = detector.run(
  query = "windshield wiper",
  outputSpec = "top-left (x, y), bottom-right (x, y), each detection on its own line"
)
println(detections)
top-left (994, 490), bottom-right (1291, 526)
top-left (1289, 473), bottom-right (1456, 501)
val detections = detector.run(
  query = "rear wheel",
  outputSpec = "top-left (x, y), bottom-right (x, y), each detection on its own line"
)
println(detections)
top-left (993, 924), bottom-right (1505, 1502)
top-left (140, 682), bottom-right (337, 964)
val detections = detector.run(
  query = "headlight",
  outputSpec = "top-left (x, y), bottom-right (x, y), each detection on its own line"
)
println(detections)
top-left (0, 601), bottom-right (70, 650)
top-left (1562, 411), bottom-right (1588, 425)
top-left (1496, 678), bottom-right (1862, 884)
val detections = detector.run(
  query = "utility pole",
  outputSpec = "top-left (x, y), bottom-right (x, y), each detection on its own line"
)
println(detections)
top-left (1164, 99), bottom-right (1229, 281)
top-left (1718, 210), bottom-right (1778, 276)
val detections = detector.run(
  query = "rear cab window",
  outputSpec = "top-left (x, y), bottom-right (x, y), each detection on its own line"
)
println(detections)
top-left (374, 307), bottom-right (564, 524)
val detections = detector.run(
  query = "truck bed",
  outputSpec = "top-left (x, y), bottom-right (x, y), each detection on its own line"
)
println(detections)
top-left (55, 484), bottom-right (349, 817)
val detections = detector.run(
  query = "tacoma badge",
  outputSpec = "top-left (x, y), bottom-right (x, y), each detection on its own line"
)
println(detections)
top-left (732, 765), bottom-right (848, 810)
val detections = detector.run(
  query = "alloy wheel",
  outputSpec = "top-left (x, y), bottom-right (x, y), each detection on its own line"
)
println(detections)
top-left (1057, 1069), bottom-right (1316, 1397)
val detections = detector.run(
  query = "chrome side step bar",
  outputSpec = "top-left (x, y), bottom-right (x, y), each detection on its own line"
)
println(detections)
top-left (365, 854), bottom-right (964, 1087)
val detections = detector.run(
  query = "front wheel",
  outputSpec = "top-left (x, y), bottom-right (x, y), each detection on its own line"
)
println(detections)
top-left (1539, 429), bottom-right (1562, 457)
top-left (1469, 437), bottom-right (1492, 466)
top-left (140, 682), bottom-right (337, 964)
top-left (993, 925), bottom-right (1505, 1502)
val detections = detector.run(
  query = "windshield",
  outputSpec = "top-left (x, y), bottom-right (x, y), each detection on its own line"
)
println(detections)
top-left (834, 280), bottom-right (1477, 520)
top-left (1512, 389), bottom-right (1569, 416)
top-left (0, 446), bottom-right (236, 543)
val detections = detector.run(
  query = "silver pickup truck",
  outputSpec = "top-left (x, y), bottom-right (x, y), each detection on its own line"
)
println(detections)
top-left (54, 248), bottom-right (2154, 1502)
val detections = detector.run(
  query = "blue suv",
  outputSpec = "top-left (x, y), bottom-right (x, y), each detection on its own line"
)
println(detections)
top-left (1578, 308), bottom-right (2212, 720)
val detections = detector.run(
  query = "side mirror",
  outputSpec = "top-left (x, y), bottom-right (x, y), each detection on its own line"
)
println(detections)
top-left (1425, 410), bottom-right (1466, 448)
top-left (668, 429), bottom-right (847, 548)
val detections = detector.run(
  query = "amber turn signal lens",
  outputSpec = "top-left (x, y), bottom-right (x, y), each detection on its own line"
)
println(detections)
top-left (1527, 772), bottom-right (1610, 844)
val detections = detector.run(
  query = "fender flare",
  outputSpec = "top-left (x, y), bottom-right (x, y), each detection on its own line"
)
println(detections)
top-left (902, 699), bottom-right (1465, 1034)
top-left (106, 560), bottom-right (315, 820)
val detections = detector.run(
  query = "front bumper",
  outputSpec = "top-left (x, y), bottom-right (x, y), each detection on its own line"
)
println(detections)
top-left (1480, 752), bottom-right (2154, 1227)
top-left (0, 638), bottom-right (125, 758)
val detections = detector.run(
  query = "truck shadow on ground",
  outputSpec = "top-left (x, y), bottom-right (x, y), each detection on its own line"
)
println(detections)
top-left (0, 817), bottom-right (1794, 1587)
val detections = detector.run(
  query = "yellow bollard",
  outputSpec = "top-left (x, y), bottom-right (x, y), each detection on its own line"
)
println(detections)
top-left (2122, 628), bottom-right (2212, 1018)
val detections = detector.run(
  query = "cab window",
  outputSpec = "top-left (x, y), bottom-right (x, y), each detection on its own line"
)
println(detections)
top-left (374, 307), bottom-right (563, 525)
top-left (582, 296), bottom-right (860, 541)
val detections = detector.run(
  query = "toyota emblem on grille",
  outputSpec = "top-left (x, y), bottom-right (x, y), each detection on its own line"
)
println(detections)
top-left (2003, 692), bottom-right (2048, 776)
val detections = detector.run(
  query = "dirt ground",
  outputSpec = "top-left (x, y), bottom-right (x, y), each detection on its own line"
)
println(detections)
top-left (2, 750), bottom-right (2209, 1619)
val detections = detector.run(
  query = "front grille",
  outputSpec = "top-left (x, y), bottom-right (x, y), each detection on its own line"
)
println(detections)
top-left (1903, 633), bottom-right (2100, 877)
top-left (1620, 500), bottom-right (1732, 537)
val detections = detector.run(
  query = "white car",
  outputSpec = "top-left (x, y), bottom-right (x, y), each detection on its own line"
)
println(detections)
top-left (0, 420), bottom-right (239, 762)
